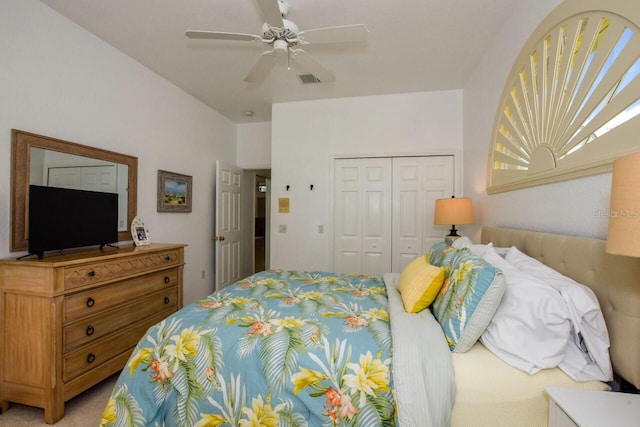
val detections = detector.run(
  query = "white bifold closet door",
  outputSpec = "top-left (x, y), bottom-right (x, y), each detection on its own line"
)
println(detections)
top-left (334, 156), bottom-right (454, 276)
top-left (392, 156), bottom-right (454, 272)
top-left (334, 158), bottom-right (393, 276)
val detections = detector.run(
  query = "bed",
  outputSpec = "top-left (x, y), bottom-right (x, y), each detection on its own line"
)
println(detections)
top-left (446, 226), bottom-right (640, 427)
top-left (100, 227), bottom-right (640, 426)
top-left (100, 270), bottom-right (455, 426)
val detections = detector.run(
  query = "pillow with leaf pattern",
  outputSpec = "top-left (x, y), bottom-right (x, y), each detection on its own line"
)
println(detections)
top-left (427, 242), bottom-right (506, 352)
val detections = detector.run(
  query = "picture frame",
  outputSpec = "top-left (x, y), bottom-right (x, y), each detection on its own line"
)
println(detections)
top-left (131, 216), bottom-right (151, 246)
top-left (157, 170), bottom-right (192, 213)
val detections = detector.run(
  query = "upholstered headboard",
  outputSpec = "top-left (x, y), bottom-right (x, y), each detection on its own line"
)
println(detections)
top-left (481, 227), bottom-right (640, 389)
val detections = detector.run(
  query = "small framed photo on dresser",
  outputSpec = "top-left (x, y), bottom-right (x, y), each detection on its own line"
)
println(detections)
top-left (131, 216), bottom-right (151, 246)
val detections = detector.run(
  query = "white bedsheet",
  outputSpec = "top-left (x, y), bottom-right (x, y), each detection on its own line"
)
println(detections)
top-left (451, 341), bottom-right (610, 427)
top-left (383, 273), bottom-right (456, 426)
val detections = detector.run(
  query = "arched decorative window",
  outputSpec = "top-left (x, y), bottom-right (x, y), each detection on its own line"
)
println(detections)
top-left (487, 0), bottom-right (640, 194)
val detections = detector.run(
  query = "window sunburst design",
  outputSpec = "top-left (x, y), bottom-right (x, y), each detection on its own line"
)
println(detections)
top-left (488, 1), bottom-right (640, 194)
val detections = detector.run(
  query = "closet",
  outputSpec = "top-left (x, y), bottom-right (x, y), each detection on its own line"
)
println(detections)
top-left (334, 156), bottom-right (454, 276)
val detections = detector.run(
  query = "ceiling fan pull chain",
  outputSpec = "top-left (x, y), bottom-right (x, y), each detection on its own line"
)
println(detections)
top-left (287, 48), bottom-right (291, 71)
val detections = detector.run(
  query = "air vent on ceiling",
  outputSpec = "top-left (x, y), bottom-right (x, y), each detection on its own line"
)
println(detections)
top-left (297, 73), bottom-right (322, 84)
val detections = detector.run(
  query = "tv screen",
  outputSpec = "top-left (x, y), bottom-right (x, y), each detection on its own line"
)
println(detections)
top-left (28, 185), bottom-right (118, 259)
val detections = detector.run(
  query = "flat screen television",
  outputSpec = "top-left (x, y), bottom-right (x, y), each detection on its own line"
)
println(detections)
top-left (28, 185), bottom-right (118, 259)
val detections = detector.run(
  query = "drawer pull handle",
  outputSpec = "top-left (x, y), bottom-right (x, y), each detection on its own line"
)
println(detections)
top-left (86, 297), bottom-right (95, 308)
top-left (87, 353), bottom-right (96, 364)
top-left (164, 297), bottom-right (170, 304)
top-left (164, 276), bottom-right (170, 284)
top-left (164, 255), bottom-right (171, 262)
top-left (86, 325), bottom-right (95, 336)
top-left (87, 270), bottom-right (95, 277)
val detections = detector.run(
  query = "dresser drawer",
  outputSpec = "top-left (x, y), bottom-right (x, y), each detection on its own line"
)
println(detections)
top-left (62, 249), bottom-right (181, 290)
top-left (64, 269), bottom-right (178, 322)
top-left (63, 310), bottom-right (172, 383)
top-left (63, 286), bottom-right (178, 350)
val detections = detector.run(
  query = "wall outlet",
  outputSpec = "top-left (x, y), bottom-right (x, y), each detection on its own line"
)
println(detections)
top-left (279, 224), bottom-right (287, 233)
top-left (201, 270), bottom-right (206, 279)
top-left (318, 224), bottom-right (324, 234)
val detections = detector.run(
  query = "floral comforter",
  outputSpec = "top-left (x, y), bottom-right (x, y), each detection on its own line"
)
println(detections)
top-left (101, 271), bottom-right (398, 427)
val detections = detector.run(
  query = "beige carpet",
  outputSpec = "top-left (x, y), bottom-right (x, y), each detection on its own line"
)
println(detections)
top-left (0, 373), bottom-right (117, 426)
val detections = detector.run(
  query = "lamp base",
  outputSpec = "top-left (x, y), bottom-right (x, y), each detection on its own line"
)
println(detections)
top-left (446, 225), bottom-right (461, 236)
top-left (445, 235), bottom-right (461, 246)
top-left (445, 225), bottom-right (461, 246)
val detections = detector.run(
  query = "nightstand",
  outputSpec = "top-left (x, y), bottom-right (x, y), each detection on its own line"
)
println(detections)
top-left (546, 387), bottom-right (640, 427)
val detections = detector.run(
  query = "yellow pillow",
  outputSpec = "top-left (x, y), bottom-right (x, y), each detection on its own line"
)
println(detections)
top-left (397, 256), bottom-right (445, 313)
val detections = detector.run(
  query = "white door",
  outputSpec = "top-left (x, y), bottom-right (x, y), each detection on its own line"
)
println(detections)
top-left (334, 158), bottom-right (392, 276)
top-left (392, 156), bottom-right (454, 271)
top-left (48, 165), bottom-right (117, 192)
top-left (264, 178), bottom-right (271, 270)
top-left (80, 165), bottom-right (118, 192)
top-left (215, 161), bottom-right (243, 290)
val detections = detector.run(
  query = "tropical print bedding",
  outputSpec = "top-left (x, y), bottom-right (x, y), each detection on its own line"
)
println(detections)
top-left (100, 270), bottom-right (396, 427)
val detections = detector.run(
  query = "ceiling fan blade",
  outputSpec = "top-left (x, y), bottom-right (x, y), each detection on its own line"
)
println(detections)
top-left (255, 0), bottom-right (284, 28)
top-left (291, 49), bottom-right (335, 83)
top-left (299, 24), bottom-right (369, 44)
top-left (185, 31), bottom-right (262, 42)
top-left (244, 50), bottom-right (279, 82)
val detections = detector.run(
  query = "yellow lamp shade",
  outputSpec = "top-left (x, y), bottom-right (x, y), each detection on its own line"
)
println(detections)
top-left (606, 152), bottom-right (640, 257)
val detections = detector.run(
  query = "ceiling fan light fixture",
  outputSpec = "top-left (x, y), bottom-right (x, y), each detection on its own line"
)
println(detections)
top-left (273, 39), bottom-right (288, 53)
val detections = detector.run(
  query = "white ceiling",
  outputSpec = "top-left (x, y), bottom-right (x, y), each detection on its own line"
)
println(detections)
top-left (39, 0), bottom-right (516, 123)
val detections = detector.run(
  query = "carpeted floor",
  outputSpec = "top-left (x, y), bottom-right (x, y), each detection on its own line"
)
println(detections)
top-left (0, 373), bottom-right (117, 426)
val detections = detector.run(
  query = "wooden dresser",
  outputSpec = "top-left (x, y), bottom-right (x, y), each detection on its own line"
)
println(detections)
top-left (0, 243), bottom-right (185, 423)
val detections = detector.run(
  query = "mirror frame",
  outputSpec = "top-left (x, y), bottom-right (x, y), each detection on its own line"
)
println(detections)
top-left (10, 129), bottom-right (138, 252)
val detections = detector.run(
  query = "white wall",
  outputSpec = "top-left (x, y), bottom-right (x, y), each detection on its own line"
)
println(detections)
top-left (0, 0), bottom-right (237, 304)
top-left (237, 122), bottom-right (272, 169)
top-left (270, 90), bottom-right (463, 271)
top-left (462, 0), bottom-right (614, 240)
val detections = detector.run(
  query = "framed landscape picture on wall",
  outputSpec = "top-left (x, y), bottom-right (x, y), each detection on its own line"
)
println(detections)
top-left (157, 170), bottom-right (192, 212)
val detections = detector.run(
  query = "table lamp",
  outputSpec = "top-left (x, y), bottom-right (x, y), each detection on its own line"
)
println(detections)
top-left (606, 152), bottom-right (640, 257)
top-left (434, 196), bottom-right (475, 244)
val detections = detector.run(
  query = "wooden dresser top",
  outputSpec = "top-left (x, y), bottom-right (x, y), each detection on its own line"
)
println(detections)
top-left (0, 243), bottom-right (186, 268)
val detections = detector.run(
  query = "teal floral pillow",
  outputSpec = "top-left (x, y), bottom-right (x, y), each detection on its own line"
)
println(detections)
top-left (428, 241), bottom-right (469, 265)
top-left (428, 243), bottom-right (506, 353)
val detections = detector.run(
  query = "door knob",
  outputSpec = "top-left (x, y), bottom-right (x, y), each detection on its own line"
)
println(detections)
top-left (214, 236), bottom-right (226, 241)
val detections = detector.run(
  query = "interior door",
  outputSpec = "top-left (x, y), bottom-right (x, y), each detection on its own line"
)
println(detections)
top-left (264, 178), bottom-right (271, 270)
top-left (215, 161), bottom-right (243, 290)
top-left (392, 156), bottom-right (454, 272)
top-left (334, 155), bottom-right (455, 275)
top-left (48, 165), bottom-right (117, 192)
top-left (334, 158), bottom-right (392, 276)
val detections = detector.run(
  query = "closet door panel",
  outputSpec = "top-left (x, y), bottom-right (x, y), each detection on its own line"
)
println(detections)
top-left (363, 189), bottom-right (390, 276)
top-left (392, 156), bottom-right (454, 272)
top-left (335, 156), bottom-right (453, 275)
top-left (335, 190), bottom-right (361, 273)
top-left (334, 158), bottom-right (391, 275)
top-left (394, 159), bottom-right (421, 272)
top-left (423, 159), bottom-right (455, 246)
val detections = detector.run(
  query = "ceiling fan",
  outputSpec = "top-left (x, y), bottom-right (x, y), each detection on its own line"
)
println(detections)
top-left (185, 0), bottom-right (368, 83)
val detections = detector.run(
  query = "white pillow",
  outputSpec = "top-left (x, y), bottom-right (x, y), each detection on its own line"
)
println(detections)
top-left (451, 236), bottom-right (493, 257)
top-left (480, 246), bottom-right (572, 374)
top-left (504, 247), bottom-right (613, 382)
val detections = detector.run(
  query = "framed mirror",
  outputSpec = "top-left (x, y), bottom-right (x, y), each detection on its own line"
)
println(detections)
top-left (10, 129), bottom-right (138, 252)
